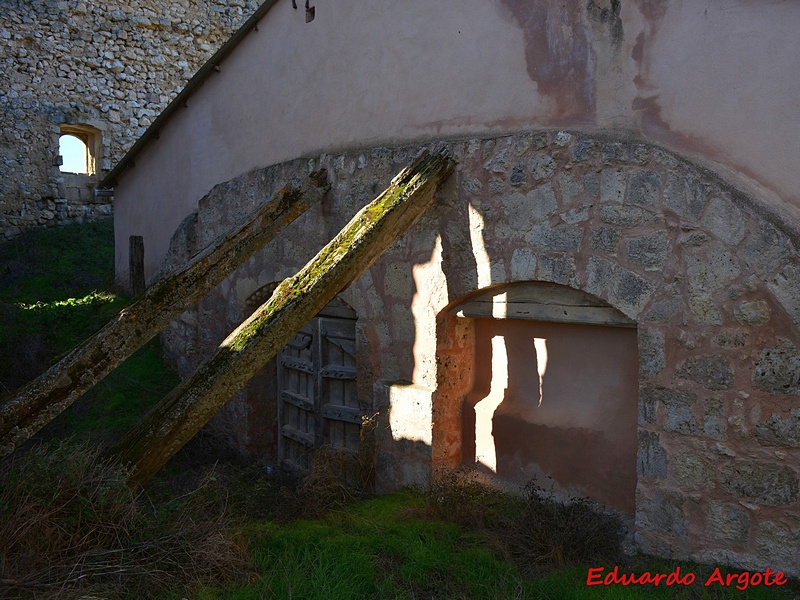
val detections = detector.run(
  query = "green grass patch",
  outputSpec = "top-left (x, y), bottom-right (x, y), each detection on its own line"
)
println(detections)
top-left (0, 218), bottom-right (179, 443)
top-left (56, 339), bottom-right (181, 444)
top-left (0, 219), bottom-right (127, 393)
top-left (184, 490), bottom-right (797, 600)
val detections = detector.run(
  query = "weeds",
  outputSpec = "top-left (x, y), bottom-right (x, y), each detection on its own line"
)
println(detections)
top-left (0, 440), bottom-right (251, 598)
top-left (427, 472), bottom-right (624, 576)
top-left (297, 413), bottom-right (379, 516)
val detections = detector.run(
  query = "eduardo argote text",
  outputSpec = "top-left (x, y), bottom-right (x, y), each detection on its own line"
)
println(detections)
top-left (586, 565), bottom-right (787, 591)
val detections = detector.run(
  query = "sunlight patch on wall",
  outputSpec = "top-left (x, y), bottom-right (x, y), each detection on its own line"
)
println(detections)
top-left (474, 335), bottom-right (508, 472)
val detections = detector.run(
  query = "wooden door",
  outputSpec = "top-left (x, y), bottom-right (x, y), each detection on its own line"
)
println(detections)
top-left (277, 299), bottom-right (358, 472)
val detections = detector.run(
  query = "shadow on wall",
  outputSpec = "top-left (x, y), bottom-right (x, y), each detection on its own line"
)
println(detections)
top-left (462, 318), bottom-right (639, 515)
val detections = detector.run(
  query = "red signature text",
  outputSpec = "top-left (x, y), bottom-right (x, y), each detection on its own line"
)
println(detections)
top-left (586, 566), bottom-right (787, 591)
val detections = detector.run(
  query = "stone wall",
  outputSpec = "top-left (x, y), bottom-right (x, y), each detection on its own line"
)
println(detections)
top-left (0, 0), bottom-right (256, 238)
top-left (159, 130), bottom-right (800, 575)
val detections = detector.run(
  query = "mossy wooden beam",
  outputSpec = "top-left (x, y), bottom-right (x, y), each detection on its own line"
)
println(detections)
top-left (0, 170), bottom-right (329, 457)
top-left (109, 149), bottom-right (455, 487)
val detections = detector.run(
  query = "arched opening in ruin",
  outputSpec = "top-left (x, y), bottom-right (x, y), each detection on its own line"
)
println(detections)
top-left (435, 281), bottom-right (639, 515)
top-left (58, 124), bottom-right (100, 175)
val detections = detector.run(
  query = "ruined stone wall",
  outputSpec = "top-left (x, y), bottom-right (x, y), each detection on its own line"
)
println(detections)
top-left (160, 131), bottom-right (800, 576)
top-left (0, 0), bottom-right (256, 238)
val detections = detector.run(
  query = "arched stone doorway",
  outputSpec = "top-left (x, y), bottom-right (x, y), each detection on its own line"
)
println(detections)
top-left (436, 281), bottom-right (639, 515)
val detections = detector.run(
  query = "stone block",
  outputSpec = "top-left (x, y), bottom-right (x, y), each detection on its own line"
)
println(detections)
top-left (768, 263), bottom-right (800, 324)
top-left (526, 152), bottom-right (556, 180)
top-left (671, 451), bottom-right (714, 491)
top-left (571, 139), bottom-right (597, 162)
top-left (714, 329), bottom-right (750, 348)
top-left (599, 142), bottom-right (650, 166)
top-left (599, 204), bottom-right (654, 227)
top-left (509, 163), bottom-right (526, 186)
top-left (627, 232), bottom-right (669, 270)
top-left (510, 248), bottom-right (536, 280)
top-left (639, 388), bottom-right (657, 425)
top-left (615, 268), bottom-right (654, 316)
top-left (583, 172), bottom-right (600, 198)
top-left (720, 461), bottom-right (799, 506)
top-left (638, 328), bottom-right (665, 378)
top-left (756, 521), bottom-right (799, 567)
top-left (557, 172), bottom-right (581, 204)
top-left (742, 223), bottom-right (793, 275)
top-left (572, 140), bottom-right (598, 162)
top-left (600, 169), bottom-right (626, 203)
top-left (663, 171), bottom-right (706, 220)
top-left (703, 415), bottom-right (728, 441)
top-left (643, 296), bottom-right (682, 323)
top-left (640, 385), bottom-right (698, 434)
top-left (755, 410), bottom-right (800, 447)
top-left (677, 355), bottom-right (733, 390)
top-left (753, 339), bottom-right (800, 395)
top-left (637, 430), bottom-right (667, 479)
top-left (586, 257), bottom-right (654, 317)
top-left (702, 193), bottom-right (746, 246)
top-left (628, 171), bottom-right (661, 207)
top-left (536, 254), bottom-right (578, 287)
top-left (685, 247), bottom-right (740, 293)
top-left (688, 294), bottom-right (723, 325)
top-left (590, 226), bottom-right (620, 254)
top-left (734, 300), bottom-right (770, 326)
top-left (636, 490), bottom-right (688, 539)
top-left (707, 502), bottom-right (749, 544)
top-left (503, 184), bottom-right (558, 228)
top-left (461, 177), bottom-right (482, 194)
top-left (560, 207), bottom-right (588, 224)
top-left (528, 223), bottom-right (584, 252)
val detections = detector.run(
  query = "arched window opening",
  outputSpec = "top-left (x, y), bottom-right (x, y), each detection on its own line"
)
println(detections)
top-left (437, 281), bottom-right (639, 516)
top-left (59, 134), bottom-right (89, 174)
top-left (58, 124), bottom-right (100, 175)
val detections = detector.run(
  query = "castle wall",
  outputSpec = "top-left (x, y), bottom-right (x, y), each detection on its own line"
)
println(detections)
top-left (0, 0), bottom-right (254, 238)
top-left (159, 132), bottom-right (800, 575)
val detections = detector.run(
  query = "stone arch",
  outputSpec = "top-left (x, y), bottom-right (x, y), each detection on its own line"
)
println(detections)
top-left (436, 281), bottom-right (640, 515)
top-left (429, 131), bottom-right (800, 571)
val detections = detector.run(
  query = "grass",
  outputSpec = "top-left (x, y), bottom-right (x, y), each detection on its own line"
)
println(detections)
top-left (1, 221), bottom-right (798, 599)
top-left (182, 489), bottom-right (798, 600)
top-left (0, 218), bottom-right (180, 444)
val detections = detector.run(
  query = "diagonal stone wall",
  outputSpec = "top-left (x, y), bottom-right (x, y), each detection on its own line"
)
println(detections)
top-left (160, 130), bottom-right (800, 575)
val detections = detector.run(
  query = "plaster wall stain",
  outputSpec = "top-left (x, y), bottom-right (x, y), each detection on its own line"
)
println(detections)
top-left (629, 0), bottom-right (794, 205)
top-left (498, 0), bottom-right (595, 124)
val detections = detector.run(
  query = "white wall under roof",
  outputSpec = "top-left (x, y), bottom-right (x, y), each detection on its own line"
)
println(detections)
top-left (112, 0), bottom-right (800, 283)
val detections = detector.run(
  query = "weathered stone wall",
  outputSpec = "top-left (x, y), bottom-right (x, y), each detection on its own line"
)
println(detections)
top-left (160, 130), bottom-right (800, 575)
top-left (0, 0), bottom-right (255, 238)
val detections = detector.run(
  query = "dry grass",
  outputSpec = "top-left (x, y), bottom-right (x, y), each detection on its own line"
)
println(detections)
top-left (0, 440), bottom-right (252, 598)
top-left (426, 472), bottom-right (625, 577)
top-left (296, 413), bottom-right (378, 516)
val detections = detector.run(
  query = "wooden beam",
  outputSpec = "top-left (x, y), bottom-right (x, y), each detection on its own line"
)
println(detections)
top-left (129, 235), bottom-right (146, 297)
top-left (451, 282), bottom-right (636, 327)
top-left (0, 170), bottom-right (330, 457)
top-left (109, 149), bottom-right (455, 486)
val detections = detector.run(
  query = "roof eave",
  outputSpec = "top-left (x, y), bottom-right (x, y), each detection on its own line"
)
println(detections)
top-left (98, 0), bottom-right (280, 191)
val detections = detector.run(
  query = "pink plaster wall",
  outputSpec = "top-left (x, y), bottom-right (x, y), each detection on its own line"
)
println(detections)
top-left (463, 318), bottom-right (639, 515)
top-left (113, 0), bottom-right (800, 285)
